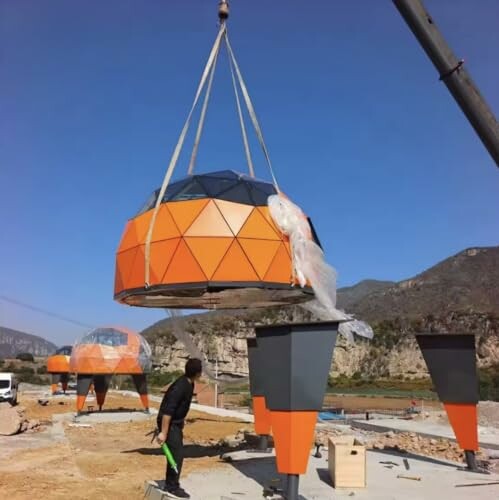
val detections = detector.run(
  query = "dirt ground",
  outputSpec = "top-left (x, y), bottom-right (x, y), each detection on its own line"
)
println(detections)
top-left (225, 392), bottom-right (443, 412)
top-left (0, 393), bottom-right (251, 500)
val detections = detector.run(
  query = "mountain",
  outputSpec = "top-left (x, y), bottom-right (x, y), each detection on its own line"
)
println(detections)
top-left (336, 280), bottom-right (395, 310)
top-left (348, 247), bottom-right (499, 322)
top-left (0, 326), bottom-right (57, 358)
top-left (142, 245), bottom-right (499, 379)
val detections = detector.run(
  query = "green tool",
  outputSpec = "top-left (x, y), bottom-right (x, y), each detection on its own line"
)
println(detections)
top-left (161, 442), bottom-right (179, 474)
top-left (146, 429), bottom-right (179, 475)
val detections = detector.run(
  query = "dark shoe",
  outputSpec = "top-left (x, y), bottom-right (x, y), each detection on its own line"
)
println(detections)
top-left (164, 487), bottom-right (190, 499)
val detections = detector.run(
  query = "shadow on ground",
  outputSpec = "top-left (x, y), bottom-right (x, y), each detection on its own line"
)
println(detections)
top-left (228, 456), bottom-right (308, 500)
top-left (370, 447), bottom-right (463, 468)
top-left (316, 467), bottom-right (332, 487)
top-left (123, 443), bottom-right (247, 458)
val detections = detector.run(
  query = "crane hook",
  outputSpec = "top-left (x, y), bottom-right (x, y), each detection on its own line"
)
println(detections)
top-left (218, 0), bottom-right (229, 23)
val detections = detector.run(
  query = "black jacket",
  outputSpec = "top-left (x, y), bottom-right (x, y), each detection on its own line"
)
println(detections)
top-left (157, 376), bottom-right (194, 429)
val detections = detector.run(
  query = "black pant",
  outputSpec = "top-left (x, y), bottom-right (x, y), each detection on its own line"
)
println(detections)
top-left (165, 422), bottom-right (184, 489)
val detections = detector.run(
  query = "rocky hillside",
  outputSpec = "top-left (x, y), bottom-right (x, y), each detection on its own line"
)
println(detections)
top-left (0, 326), bottom-right (57, 357)
top-left (143, 246), bottom-right (499, 379)
top-left (349, 247), bottom-right (499, 322)
top-left (336, 279), bottom-right (395, 310)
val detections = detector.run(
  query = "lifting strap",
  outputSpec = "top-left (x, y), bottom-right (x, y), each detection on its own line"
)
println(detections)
top-left (144, 22), bottom-right (280, 286)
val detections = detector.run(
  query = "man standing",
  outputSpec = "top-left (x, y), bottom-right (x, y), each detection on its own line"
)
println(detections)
top-left (156, 358), bottom-right (202, 499)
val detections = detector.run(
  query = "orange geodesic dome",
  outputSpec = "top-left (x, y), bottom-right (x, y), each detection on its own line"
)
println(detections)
top-left (114, 171), bottom-right (319, 309)
top-left (70, 327), bottom-right (151, 413)
top-left (70, 327), bottom-right (152, 375)
top-left (47, 346), bottom-right (72, 374)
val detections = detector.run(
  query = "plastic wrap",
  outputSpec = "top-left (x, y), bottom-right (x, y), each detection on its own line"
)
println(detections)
top-left (268, 194), bottom-right (374, 342)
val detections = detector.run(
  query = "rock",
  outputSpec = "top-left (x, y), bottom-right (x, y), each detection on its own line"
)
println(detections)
top-left (27, 419), bottom-right (40, 430)
top-left (0, 406), bottom-right (23, 436)
top-left (430, 439), bottom-right (438, 445)
top-left (385, 431), bottom-right (395, 438)
top-left (222, 434), bottom-right (244, 448)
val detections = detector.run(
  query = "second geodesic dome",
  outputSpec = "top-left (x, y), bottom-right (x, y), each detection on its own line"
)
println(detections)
top-left (70, 327), bottom-right (152, 413)
top-left (47, 345), bottom-right (72, 394)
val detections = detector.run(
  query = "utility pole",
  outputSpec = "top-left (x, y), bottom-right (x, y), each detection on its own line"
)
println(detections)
top-left (393, 0), bottom-right (499, 167)
top-left (214, 358), bottom-right (219, 408)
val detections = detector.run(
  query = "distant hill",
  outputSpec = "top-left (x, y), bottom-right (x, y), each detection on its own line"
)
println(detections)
top-left (337, 279), bottom-right (395, 310)
top-left (142, 245), bottom-right (499, 379)
top-left (0, 326), bottom-right (57, 358)
top-left (348, 246), bottom-right (499, 322)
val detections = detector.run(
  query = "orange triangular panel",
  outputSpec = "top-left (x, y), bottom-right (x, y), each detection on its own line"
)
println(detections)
top-left (239, 238), bottom-right (280, 280)
top-left (214, 199), bottom-right (253, 235)
top-left (185, 237), bottom-right (233, 280)
top-left (212, 240), bottom-right (259, 282)
top-left (133, 210), bottom-right (154, 245)
top-left (238, 208), bottom-right (281, 240)
top-left (184, 200), bottom-right (233, 237)
top-left (151, 205), bottom-right (181, 242)
top-left (127, 245), bottom-right (146, 288)
top-left (263, 243), bottom-right (292, 283)
top-left (149, 239), bottom-right (181, 285)
top-left (257, 206), bottom-right (285, 238)
top-left (167, 199), bottom-right (210, 234)
top-left (283, 240), bottom-right (292, 258)
top-left (163, 239), bottom-right (208, 283)
top-left (118, 220), bottom-right (139, 252)
top-left (116, 247), bottom-right (139, 290)
top-left (114, 262), bottom-right (124, 294)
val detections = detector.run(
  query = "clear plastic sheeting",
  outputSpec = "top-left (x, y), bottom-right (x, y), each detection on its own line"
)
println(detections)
top-left (70, 327), bottom-right (152, 375)
top-left (268, 194), bottom-right (374, 342)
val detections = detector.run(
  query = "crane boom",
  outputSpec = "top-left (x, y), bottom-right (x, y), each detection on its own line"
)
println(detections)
top-left (393, 0), bottom-right (499, 168)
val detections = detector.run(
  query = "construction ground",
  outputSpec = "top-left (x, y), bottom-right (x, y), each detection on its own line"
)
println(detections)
top-left (1, 385), bottom-right (499, 499)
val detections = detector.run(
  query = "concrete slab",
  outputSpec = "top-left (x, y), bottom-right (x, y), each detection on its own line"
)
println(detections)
top-left (73, 408), bottom-right (157, 424)
top-left (352, 418), bottom-right (499, 450)
top-left (121, 390), bottom-right (255, 423)
top-left (144, 448), bottom-right (499, 500)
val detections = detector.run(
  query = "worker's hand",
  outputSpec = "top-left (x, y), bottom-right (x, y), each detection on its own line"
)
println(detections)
top-left (156, 432), bottom-right (166, 445)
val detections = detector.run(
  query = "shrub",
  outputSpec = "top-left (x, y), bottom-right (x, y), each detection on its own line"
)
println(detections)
top-left (16, 366), bottom-right (35, 375)
top-left (37, 365), bottom-right (48, 374)
top-left (148, 370), bottom-right (184, 388)
top-left (239, 394), bottom-right (252, 407)
top-left (16, 353), bottom-right (34, 362)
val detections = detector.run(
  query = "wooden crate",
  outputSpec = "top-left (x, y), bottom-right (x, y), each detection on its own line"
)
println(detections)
top-left (328, 436), bottom-right (366, 488)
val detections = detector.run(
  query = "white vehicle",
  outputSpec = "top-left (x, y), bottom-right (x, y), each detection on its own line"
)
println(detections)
top-left (0, 372), bottom-right (18, 405)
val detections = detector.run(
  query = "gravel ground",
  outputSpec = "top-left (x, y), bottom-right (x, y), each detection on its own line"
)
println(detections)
top-left (479, 401), bottom-right (499, 428)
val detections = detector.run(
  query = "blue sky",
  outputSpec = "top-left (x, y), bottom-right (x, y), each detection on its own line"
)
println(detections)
top-left (1, 0), bottom-right (498, 346)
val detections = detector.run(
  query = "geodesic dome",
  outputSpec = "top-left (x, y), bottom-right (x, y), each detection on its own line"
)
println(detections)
top-left (69, 327), bottom-right (152, 375)
top-left (114, 170), bottom-right (318, 309)
top-left (47, 345), bottom-right (72, 374)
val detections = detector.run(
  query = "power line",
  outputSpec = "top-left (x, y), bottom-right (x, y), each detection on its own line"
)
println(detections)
top-left (0, 294), bottom-right (94, 330)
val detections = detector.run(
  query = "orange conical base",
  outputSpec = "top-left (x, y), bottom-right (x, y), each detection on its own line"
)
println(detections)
top-left (444, 403), bottom-right (479, 451)
top-left (76, 395), bottom-right (87, 412)
top-left (253, 396), bottom-right (272, 436)
top-left (270, 410), bottom-right (317, 475)
top-left (51, 384), bottom-right (58, 395)
top-left (139, 394), bottom-right (150, 409)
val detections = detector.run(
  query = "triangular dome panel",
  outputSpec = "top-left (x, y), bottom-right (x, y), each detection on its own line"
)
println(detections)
top-left (212, 240), bottom-right (259, 282)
